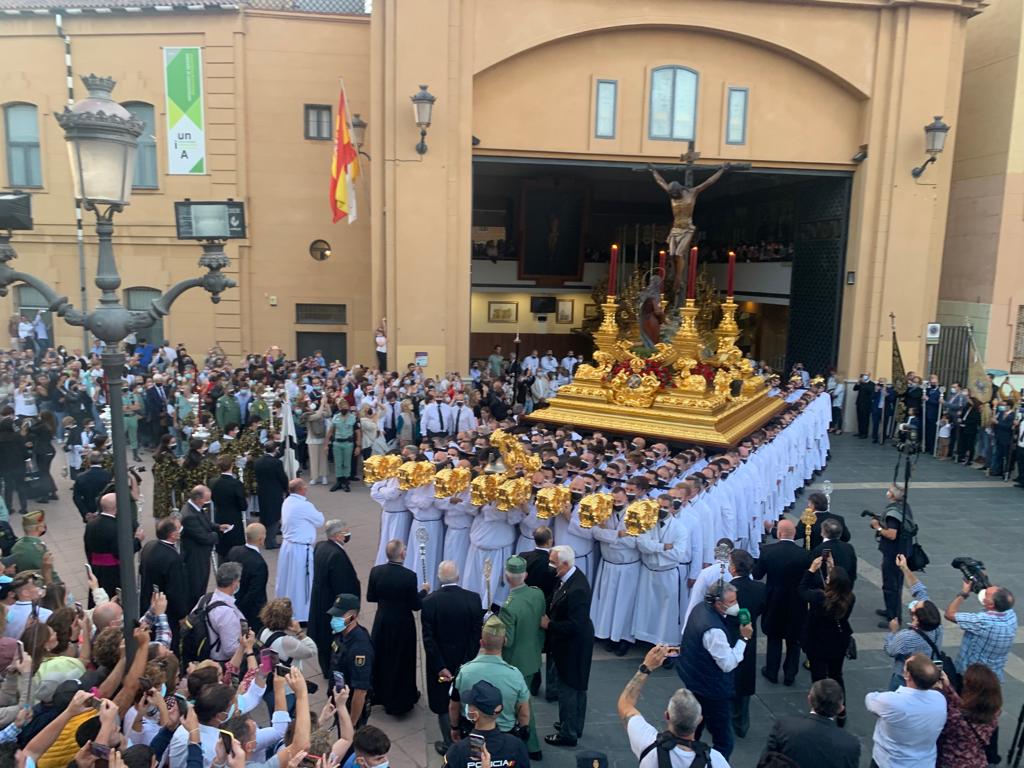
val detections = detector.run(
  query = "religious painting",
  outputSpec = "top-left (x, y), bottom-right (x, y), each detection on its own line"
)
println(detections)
top-left (518, 180), bottom-right (589, 282)
top-left (487, 301), bottom-right (518, 324)
top-left (556, 299), bottom-right (574, 324)
top-left (583, 303), bottom-right (600, 321)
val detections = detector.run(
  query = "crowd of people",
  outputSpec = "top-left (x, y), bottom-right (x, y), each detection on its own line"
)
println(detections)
top-left (0, 335), bottom-right (1014, 768)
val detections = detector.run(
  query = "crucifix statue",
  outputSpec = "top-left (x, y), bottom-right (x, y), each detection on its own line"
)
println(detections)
top-left (648, 141), bottom-right (749, 305)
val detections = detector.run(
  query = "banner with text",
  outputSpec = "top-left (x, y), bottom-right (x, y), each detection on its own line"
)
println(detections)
top-left (164, 47), bottom-right (206, 174)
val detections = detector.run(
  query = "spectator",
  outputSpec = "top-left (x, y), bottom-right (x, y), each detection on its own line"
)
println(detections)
top-left (0, 420), bottom-right (28, 516)
top-left (882, 554), bottom-right (942, 690)
top-left (444, 680), bottom-right (531, 768)
top-left (936, 663), bottom-right (1001, 768)
top-left (762, 679), bottom-right (859, 768)
top-left (205, 561), bottom-right (246, 663)
top-left (798, 558), bottom-right (854, 712)
top-left (944, 581), bottom-right (1017, 682)
top-left (865, 653), bottom-right (947, 768)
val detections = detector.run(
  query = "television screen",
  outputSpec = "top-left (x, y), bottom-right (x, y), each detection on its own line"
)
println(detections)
top-left (530, 296), bottom-right (557, 314)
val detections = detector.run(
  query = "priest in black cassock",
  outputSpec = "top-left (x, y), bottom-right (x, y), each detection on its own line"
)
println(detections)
top-left (212, 455), bottom-right (247, 561)
top-left (367, 538), bottom-right (428, 716)
top-left (308, 520), bottom-right (361, 674)
top-left (84, 492), bottom-right (141, 605)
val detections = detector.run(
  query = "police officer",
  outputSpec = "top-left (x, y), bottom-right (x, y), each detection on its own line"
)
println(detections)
top-left (327, 400), bottom-right (357, 492)
top-left (329, 593), bottom-right (374, 727)
top-left (499, 556), bottom-right (545, 759)
top-left (443, 681), bottom-right (531, 768)
top-left (123, 383), bottom-right (144, 462)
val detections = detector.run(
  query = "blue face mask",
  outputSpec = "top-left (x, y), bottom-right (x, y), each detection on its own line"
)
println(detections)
top-left (160, 683), bottom-right (167, 697)
top-left (221, 702), bottom-right (236, 723)
top-left (331, 616), bottom-right (347, 633)
top-left (0, 575), bottom-right (11, 584)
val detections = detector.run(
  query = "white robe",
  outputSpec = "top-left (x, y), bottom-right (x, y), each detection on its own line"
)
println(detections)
top-left (403, 484), bottom-right (445, 589)
top-left (633, 515), bottom-right (690, 644)
top-left (516, 500), bottom-right (543, 554)
top-left (461, 503), bottom-right (517, 608)
top-left (441, 490), bottom-right (475, 569)
top-left (371, 478), bottom-right (411, 565)
top-left (552, 503), bottom-right (599, 585)
top-left (275, 493), bottom-right (325, 621)
top-left (589, 509), bottom-right (639, 642)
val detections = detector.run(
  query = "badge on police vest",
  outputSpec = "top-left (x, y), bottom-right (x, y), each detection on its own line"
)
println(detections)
top-left (355, 655), bottom-right (366, 667)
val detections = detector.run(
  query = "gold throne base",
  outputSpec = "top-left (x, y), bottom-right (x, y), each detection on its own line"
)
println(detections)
top-left (524, 295), bottom-right (786, 447)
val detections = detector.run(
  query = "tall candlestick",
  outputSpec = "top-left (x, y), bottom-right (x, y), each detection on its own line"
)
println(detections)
top-left (658, 250), bottom-right (667, 280)
top-left (727, 250), bottom-right (736, 296)
top-left (687, 246), bottom-right (699, 300)
top-left (608, 244), bottom-right (619, 297)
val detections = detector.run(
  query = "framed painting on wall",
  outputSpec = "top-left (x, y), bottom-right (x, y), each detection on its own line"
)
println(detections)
top-left (583, 303), bottom-right (600, 321)
top-left (488, 301), bottom-right (519, 324)
top-left (556, 299), bottom-right (574, 324)
top-left (518, 179), bottom-right (590, 281)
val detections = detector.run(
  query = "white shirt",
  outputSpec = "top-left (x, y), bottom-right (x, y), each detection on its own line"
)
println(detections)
top-left (865, 686), bottom-right (947, 768)
top-left (702, 625), bottom-right (746, 673)
top-left (449, 402), bottom-right (477, 433)
top-left (4, 601), bottom-right (52, 639)
top-left (17, 321), bottom-right (33, 340)
top-left (627, 715), bottom-right (731, 768)
top-left (420, 401), bottom-right (452, 434)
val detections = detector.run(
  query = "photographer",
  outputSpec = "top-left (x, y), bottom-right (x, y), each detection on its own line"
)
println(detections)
top-left (866, 485), bottom-right (916, 628)
top-left (944, 577), bottom-right (1016, 683)
top-left (883, 555), bottom-right (942, 690)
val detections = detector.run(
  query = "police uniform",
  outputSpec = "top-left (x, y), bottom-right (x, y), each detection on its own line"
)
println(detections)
top-left (122, 390), bottom-right (144, 459)
top-left (329, 412), bottom-right (357, 489)
top-left (330, 612), bottom-right (375, 727)
top-left (10, 511), bottom-right (58, 583)
top-left (452, 616), bottom-right (531, 735)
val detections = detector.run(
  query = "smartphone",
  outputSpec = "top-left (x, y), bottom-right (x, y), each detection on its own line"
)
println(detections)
top-left (934, 660), bottom-right (944, 670)
top-left (15, 641), bottom-right (23, 664)
top-left (114, 587), bottom-right (122, 604)
top-left (152, 584), bottom-right (159, 593)
top-left (84, 564), bottom-right (93, 579)
top-left (173, 693), bottom-right (189, 719)
top-left (74, 601), bottom-right (84, 618)
top-left (822, 548), bottom-right (832, 561)
top-left (468, 734), bottom-right (485, 759)
top-left (84, 695), bottom-right (102, 710)
top-left (219, 730), bottom-right (234, 756)
top-left (259, 649), bottom-right (277, 676)
top-left (332, 671), bottom-right (345, 692)
top-left (665, 646), bottom-right (681, 658)
top-left (91, 743), bottom-right (111, 759)
top-left (239, 620), bottom-right (249, 637)
top-left (737, 608), bottom-right (752, 626)
top-left (298, 756), bottom-right (322, 768)
top-left (274, 663), bottom-right (291, 677)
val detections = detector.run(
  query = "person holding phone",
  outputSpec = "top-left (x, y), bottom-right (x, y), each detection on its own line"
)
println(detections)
top-left (443, 681), bottom-right (530, 768)
top-left (798, 556), bottom-right (855, 723)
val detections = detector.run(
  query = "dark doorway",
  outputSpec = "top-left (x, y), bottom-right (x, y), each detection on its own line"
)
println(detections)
top-left (296, 332), bottom-right (347, 364)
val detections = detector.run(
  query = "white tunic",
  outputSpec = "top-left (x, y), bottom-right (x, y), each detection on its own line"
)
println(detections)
top-left (275, 493), bottom-right (325, 622)
top-left (633, 515), bottom-right (690, 644)
top-left (403, 484), bottom-right (445, 589)
top-left (589, 509), bottom-right (640, 642)
top-left (441, 489), bottom-right (476, 568)
top-left (461, 503), bottom-right (517, 608)
top-left (516, 500), bottom-right (543, 554)
top-left (552, 503), bottom-right (599, 585)
top-left (370, 478), bottom-right (411, 565)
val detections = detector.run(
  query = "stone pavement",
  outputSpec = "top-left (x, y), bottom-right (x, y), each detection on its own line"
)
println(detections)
top-left (33, 435), bottom-right (1024, 768)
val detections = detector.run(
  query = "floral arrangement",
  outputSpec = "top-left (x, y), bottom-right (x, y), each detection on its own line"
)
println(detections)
top-left (691, 363), bottom-right (716, 385)
top-left (607, 359), bottom-right (675, 388)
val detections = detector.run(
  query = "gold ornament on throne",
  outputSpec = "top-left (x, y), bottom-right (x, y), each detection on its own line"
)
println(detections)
top-left (624, 499), bottom-right (660, 536)
top-left (536, 486), bottom-right (571, 519)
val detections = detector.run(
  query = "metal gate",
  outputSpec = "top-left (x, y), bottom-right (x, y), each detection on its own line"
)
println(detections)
top-left (929, 325), bottom-right (971, 386)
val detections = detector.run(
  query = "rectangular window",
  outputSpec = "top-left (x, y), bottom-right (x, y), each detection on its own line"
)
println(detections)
top-left (726, 87), bottom-right (748, 145)
top-left (648, 67), bottom-right (698, 141)
top-left (296, 303), bottom-right (347, 324)
top-left (125, 103), bottom-right (159, 188)
top-left (4, 104), bottom-right (42, 187)
top-left (304, 105), bottom-right (333, 140)
top-left (594, 79), bottom-right (617, 139)
top-left (1012, 305), bottom-right (1024, 374)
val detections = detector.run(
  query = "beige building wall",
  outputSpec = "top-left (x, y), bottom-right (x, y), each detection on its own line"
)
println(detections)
top-left (372, 0), bottom-right (982, 378)
top-left (0, 8), bottom-right (371, 361)
top-left (939, 0), bottom-right (1024, 372)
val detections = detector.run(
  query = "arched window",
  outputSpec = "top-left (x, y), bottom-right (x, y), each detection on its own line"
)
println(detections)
top-left (123, 102), bottom-right (158, 189)
top-left (124, 287), bottom-right (164, 345)
top-left (648, 66), bottom-right (698, 142)
top-left (4, 103), bottom-right (42, 187)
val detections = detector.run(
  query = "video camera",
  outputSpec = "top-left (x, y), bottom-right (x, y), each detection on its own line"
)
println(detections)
top-left (952, 557), bottom-right (991, 593)
top-left (860, 509), bottom-right (882, 524)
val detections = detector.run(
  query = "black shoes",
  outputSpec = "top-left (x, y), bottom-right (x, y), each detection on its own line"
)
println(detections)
top-left (544, 735), bottom-right (577, 747)
top-left (760, 667), bottom-right (778, 684)
top-left (614, 640), bottom-right (631, 657)
top-left (434, 742), bottom-right (448, 756)
top-left (330, 480), bottom-right (344, 492)
top-left (875, 609), bottom-right (889, 617)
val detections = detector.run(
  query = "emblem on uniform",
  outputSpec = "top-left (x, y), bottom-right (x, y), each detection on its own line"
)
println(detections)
top-left (355, 655), bottom-right (366, 667)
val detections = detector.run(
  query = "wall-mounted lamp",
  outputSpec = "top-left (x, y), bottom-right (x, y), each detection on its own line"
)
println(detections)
top-left (350, 113), bottom-right (369, 160)
top-left (911, 116), bottom-right (950, 178)
top-left (411, 84), bottom-right (436, 155)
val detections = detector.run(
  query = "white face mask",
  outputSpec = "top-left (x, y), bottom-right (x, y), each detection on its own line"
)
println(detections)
top-left (724, 603), bottom-right (740, 617)
top-left (978, 590), bottom-right (987, 607)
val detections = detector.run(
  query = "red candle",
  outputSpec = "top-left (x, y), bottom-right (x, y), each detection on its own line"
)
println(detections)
top-left (727, 250), bottom-right (736, 296)
top-left (658, 250), bottom-right (667, 280)
top-left (687, 246), bottom-right (699, 300)
top-left (608, 244), bottom-right (619, 297)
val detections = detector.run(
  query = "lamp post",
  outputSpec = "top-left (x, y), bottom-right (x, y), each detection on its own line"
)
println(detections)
top-left (410, 85), bottom-right (436, 155)
top-left (0, 74), bottom-right (236, 658)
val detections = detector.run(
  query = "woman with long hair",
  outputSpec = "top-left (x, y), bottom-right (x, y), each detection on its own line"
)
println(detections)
top-left (21, 620), bottom-right (85, 705)
top-left (152, 433), bottom-right (183, 518)
top-left (937, 663), bottom-right (1001, 768)
top-left (799, 557), bottom-right (855, 721)
top-left (26, 410), bottom-right (58, 502)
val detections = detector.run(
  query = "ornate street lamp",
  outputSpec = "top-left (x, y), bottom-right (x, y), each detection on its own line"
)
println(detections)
top-left (911, 116), bottom-right (951, 178)
top-left (410, 84), bottom-right (436, 155)
top-left (0, 74), bottom-right (237, 658)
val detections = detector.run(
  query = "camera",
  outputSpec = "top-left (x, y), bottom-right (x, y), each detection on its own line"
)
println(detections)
top-left (860, 509), bottom-right (882, 523)
top-left (951, 557), bottom-right (991, 593)
top-left (894, 423), bottom-right (919, 454)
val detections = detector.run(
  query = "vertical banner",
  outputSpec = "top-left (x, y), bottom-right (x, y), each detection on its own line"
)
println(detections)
top-left (163, 47), bottom-right (206, 174)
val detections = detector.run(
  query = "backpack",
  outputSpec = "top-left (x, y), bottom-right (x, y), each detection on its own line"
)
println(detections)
top-left (179, 593), bottom-right (229, 664)
top-left (0, 521), bottom-right (17, 556)
top-left (912, 627), bottom-right (961, 691)
top-left (638, 730), bottom-right (710, 768)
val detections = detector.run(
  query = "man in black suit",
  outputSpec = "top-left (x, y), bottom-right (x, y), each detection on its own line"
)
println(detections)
top-left (810, 518), bottom-right (857, 584)
top-left (728, 549), bottom-right (767, 739)
top-left (254, 442), bottom-right (289, 549)
top-left (522, 525), bottom-right (559, 700)
top-left (794, 492), bottom-right (850, 551)
top-left (421, 559), bottom-right (483, 755)
top-left (180, 484), bottom-right (226, 607)
top-left (226, 522), bottom-right (269, 632)
top-left (761, 679), bottom-right (860, 768)
top-left (144, 373), bottom-right (171, 448)
top-left (753, 519), bottom-right (811, 686)
top-left (139, 516), bottom-right (190, 648)
top-left (541, 544), bottom-right (594, 748)
top-left (211, 455), bottom-right (246, 561)
top-left (72, 452), bottom-right (111, 521)
top-left (852, 372), bottom-right (874, 439)
top-left (309, 519), bottom-right (361, 674)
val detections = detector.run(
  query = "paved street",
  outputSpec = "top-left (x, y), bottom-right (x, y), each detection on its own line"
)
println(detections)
top-left (37, 435), bottom-right (1023, 768)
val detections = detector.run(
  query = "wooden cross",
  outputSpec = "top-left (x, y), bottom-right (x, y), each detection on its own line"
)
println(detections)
top-left (680, 140), bottom-right (701, 186)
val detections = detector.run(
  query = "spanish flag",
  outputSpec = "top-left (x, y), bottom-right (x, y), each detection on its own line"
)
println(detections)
top-left (330, 79), bottom-right (360, 223)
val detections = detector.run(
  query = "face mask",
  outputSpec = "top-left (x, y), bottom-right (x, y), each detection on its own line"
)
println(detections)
top-left (613, 502), bottom-right (626, 511)
top-left (331, 616), bottom-right (347, 633)
top-left (343, 532), bottom-right (352, 544)
top-left (548, 562), bottom-right (558, 572)
top-left (0, 575), bottom-right (11, 584)
top-left (169, 444), bottom-right (177, 450)
top-left (221, 702), bottom-right (236, 722)
top-left (672, 499), bottom-right (683, 510)
top-left (570, 491), bottom-right (583, 503)
top-left (907, 600), bottom-right (919, 613)
top-left (978, 591), bottom-right (987, 607)
top-left (625, 493), bottom-right (637, 502)
top-left (160, 683), bottom-right (167, 697)
top-left (724, 603), bottom-right (740, 617)
top-left (950, 387), bottom-right (958, 394)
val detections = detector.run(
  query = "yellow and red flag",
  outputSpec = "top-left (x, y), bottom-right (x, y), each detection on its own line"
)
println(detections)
top-left (330, 79), bottom-right (360, 223)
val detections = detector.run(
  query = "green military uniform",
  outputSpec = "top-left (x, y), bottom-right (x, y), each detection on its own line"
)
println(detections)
top-left (122, 390), bottom-right (143, 454)
top-left (11, 511), bottom-right (59, 583)
top-left (215, 393), bottom-right (242, 431)
top-left (499, 556), bottom-right (544, 754)
top-left (330, 412), bottom-right (357, 481)
top-left (452, 617), bottom-right (531, 735)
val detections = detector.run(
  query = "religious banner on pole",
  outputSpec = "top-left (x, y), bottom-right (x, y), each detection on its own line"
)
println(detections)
top-left (163, 47), bottom-right (206, 174)
top-left (890, 312), bottom-right (908, 427)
